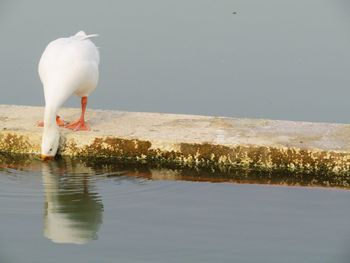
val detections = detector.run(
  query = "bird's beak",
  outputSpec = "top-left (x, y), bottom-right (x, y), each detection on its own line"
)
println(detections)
top-left (41, 154), bottom-right (55, 161)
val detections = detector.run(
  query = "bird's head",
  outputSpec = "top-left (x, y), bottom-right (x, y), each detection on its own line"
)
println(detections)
top-left (41, 124), bottom-right (60, 160)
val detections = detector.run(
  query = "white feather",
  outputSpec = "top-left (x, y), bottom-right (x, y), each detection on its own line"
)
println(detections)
top-left (39, 30), bottom-right (99, 156)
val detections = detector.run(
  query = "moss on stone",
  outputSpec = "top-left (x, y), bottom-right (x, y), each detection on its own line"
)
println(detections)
top-left (0, 133), bottom-right (32, 153)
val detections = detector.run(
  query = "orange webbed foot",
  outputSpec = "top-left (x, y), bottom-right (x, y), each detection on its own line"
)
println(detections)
top-left (56, 116), bottom-right (66, 126)
top-left (37, 116), bottom-right (66, 127)
top-left (65, 119), bottom-right (90, 131)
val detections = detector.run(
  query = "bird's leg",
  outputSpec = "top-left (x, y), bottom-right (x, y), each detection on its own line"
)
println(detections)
top-left (65, 96), bottom-right (90, 131)
top-left (37, 115), bottom-right (65, 127)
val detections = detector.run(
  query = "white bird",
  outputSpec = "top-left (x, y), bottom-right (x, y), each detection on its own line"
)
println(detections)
top-left (38, 31), bottom-right (99, 160)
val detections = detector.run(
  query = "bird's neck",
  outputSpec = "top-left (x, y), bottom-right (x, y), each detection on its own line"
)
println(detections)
top-left (44, 105), bottom-right (58, 129)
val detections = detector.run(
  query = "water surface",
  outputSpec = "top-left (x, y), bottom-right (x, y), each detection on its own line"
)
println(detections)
top-left (0, 155), bottom-right (350, 263)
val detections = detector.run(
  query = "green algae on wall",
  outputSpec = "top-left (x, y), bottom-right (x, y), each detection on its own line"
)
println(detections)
top-left (58, 136), bottom-right (350, 176)
top-left (2, 131), bottom-right (350, 176)
top-left (0, 133), bottom-right (33, 154)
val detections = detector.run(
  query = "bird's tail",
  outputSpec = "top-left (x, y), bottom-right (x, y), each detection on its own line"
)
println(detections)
top-left (74, 31), bottom-right (99, 41)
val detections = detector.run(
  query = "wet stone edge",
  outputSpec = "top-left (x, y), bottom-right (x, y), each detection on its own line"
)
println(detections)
top-left (1, 133), bottom-right (350, 188)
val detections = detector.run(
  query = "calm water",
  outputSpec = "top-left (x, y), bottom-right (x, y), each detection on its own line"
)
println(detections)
top-left (0, 155), bottom-right (350, 263)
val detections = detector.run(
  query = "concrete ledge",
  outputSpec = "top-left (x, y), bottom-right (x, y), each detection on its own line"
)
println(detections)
top-left (1, 105), bottom-right (350, 175)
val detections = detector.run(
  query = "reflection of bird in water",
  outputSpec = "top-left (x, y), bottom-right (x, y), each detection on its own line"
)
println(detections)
top-left (41, 160), bottom-right (103, 245)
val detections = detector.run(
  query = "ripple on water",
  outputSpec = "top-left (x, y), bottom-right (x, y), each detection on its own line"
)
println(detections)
top-left (0, 168), bottom-right (43, 216)
top-left (1, 153), bottom-right (350, 263)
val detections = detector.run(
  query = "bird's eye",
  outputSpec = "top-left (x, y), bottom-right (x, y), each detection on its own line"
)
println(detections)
top-left (49, 148), bottom-right (53, 152)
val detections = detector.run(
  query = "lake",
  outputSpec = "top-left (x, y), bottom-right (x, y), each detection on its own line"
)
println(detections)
top-left (0, 154), bottom-right (350, 263)
top-left (1, 0), bottom-right (350, 262)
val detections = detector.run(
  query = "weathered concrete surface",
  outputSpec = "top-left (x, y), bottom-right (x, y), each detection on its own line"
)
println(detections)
top-left (1, 104), bottom-right (350, 175)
